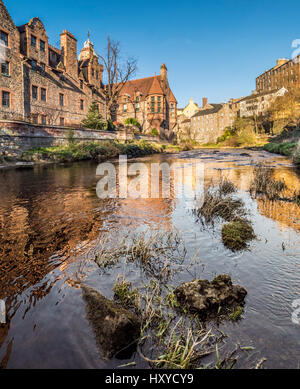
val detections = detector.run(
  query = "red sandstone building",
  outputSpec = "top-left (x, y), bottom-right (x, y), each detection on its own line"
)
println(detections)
top-left (116, 64), bottom-right (178, 134)
top-left (0, 0), bottom-right (177, 132)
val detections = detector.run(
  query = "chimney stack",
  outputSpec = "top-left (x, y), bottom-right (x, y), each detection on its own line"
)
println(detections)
top-left (60, 30), bottom-right (78, 79)
top-left (202, 97), bottom-right (208, 108)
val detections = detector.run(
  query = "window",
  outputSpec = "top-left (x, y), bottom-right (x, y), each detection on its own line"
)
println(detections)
top-left (31, 35), bottom-right (37, 48)
top-left (123, 104), bottom-right (127, 113)
top-left (32, 114), bottom-right (38, 124)
top-left (123, 98), bottom-right (127, 103)
top-left (59, 93), bottom-right (64, 106)
top-left (60, 117), bottom-right (65, 126)
top-left (80, 80), bottom-right (83, 89)
top-left (96, 71), bottom-right (99, 80)
top-left (40, 63), bottom-right (45, 74)
top-left (157, 96), bottom-right (161, 113)
top-left (91, 68), bottom-right (94, 77)
top-left (41, 88), bottom-right (46, 102)
top-left (135, 102), bottom-right (140, 112)
top-left (80, 100), bottom-right (84, 111)
top-left (40, 40), bottom-right (45, 52)
top-left (31, 60), bottom-right (37, 71)
top-left (151, 96), bottom-right (155, 113)
top-left (0, 31), bottom-right (8, 47)
top-left (2, 91), bottom-right (10, 108)
top-left (32, 85), bottom-right (38, 100)
top-left (1, 61), bottom-right (9, 76)
top-left (41, 115), bottom-right (47, 125)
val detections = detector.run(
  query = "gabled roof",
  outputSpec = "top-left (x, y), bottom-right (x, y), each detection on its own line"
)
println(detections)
top-left (148, 76), bottom-right (164, 95)
top-left (169, 89), bottom-right (177, 103)
top-left (192, 103), bottom-right (223, 118)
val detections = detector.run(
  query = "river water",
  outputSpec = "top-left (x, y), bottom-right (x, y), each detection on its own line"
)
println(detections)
top-left (0, 149), bottom-right (300, 369)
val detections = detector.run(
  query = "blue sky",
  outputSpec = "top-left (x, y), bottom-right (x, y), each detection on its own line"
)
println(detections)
top-left (6, 0), bottom-right (300, 107)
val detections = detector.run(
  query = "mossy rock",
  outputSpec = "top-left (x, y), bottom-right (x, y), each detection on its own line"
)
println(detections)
top-left (222, 220), bottom-right (256, 251)
top-left (174, 274), bottom-right (247, 318)
top-left (82, 286), bottom-right (141, 359)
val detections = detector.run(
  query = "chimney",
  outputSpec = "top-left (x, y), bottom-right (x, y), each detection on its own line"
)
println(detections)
top-left (160, 63), bottom-right (168, 82)
top-left (202, 97), bottom-right (208, 108)
top-left (60, 30), bottom-right (78, 79)
top-left (276, 58), bottom-right (288, 67)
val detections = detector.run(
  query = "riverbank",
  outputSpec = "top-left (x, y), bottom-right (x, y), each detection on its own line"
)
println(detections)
top-left (20, 140), bottom-right (163, 164)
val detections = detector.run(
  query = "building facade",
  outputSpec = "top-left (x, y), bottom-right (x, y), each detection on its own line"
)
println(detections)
top-left (116, 64), bottom-right (177, 134)
top-left (239, 87), bottom-right (288, 118)
top-left (0, 0), bottom-right (177, 132)
top-left (256, 57), bottom-right (300, 93)
top-left (0, 0), bottom-right (106, 127)
top-left (189, 100), bottom-right (235, 144)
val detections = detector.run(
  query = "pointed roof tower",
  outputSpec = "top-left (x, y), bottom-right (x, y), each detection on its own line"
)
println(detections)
top-left (148, 75), bottom-right (164, 96)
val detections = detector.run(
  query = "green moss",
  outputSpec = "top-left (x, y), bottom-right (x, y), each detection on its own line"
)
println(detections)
top-left (222, 220), bottom-right (256, 251)
top-left (228, 306), bottom-right (244, 321)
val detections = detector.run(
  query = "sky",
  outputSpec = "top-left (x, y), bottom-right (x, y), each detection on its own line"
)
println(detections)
top-left (5, 0), bottom-right (300, 107)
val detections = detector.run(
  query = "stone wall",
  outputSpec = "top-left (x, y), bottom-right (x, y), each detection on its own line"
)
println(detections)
top-left (0, 120), bottom-right (113, 158)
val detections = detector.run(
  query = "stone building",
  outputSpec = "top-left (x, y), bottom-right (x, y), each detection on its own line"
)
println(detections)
top-left (256, 57), bottom-right (300, 93)
top-left (239, 87), bottom-right (287, 118)
top-left (190, 100), bottom-right (235, 144)
top-left (116, 64), bottom-right (177, 134)
top-left (0, 0), bottom-right (105, 126)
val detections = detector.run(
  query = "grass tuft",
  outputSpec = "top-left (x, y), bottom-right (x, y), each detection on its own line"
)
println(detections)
top-left (222, 220), bottom-right (256, 251)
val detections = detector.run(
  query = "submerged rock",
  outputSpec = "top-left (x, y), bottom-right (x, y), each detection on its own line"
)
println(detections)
top-left (82, 286), bottom-right (141, 358)
top-left (174, 275), bottom-right (247, 317)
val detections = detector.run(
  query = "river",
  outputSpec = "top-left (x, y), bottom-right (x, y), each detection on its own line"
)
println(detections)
top-left (0, 148), bottom-right (300, 369)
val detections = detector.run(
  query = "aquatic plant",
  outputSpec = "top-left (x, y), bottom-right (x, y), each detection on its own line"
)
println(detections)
top-left (250, 163), bottom-right (286, 200)
top-left (222, 220), bottom-right (256, 251)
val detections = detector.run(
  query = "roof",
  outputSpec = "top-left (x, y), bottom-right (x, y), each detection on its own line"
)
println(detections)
top-left (120, 75), bottom-right (163, 98)
top-left (192, 103), bottom-right (223, 118)
top-left (181, 118), bottom-right (191, 124)
top-left (48, 44), bottom-right (61, 55)
top-left (148, 76), bottom-right (164, 95)
top-left (169, 89), bottom-right (177, 103)
top-left (79, 59), bottom-right (90, 68)
top-left (239, 88), bottom-right (281, 102)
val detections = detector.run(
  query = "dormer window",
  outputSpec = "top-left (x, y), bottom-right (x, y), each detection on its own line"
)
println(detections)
top-left (0, 31), bottom-right (8, 47)
top-left (31, 35), bottom-right (37, 48)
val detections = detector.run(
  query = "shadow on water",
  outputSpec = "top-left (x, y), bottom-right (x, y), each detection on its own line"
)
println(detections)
top-left (0, 150), bottom-right (300, 368)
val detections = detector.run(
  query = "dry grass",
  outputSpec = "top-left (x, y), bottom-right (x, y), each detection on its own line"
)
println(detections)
top-left (250, 163), bottom-right (286, 200)
top-left (95, 230), bottom-right (186, 282)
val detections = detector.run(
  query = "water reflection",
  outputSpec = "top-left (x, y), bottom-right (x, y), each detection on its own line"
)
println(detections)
top-left (0, 150), bottom-right (300, 368)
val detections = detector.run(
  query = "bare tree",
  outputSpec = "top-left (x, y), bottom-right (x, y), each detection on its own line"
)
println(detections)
top-left (98, 36), bottom-right (137, 121)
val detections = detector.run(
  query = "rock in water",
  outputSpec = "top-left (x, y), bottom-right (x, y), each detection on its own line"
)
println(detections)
top-left (174, 275), bottom-right (247, 317)
top-left (82, 286), bottom-right (141, 358)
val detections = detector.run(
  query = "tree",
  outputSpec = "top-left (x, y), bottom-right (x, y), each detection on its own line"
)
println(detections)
top-left (81, 101), bottom-right (105, 130)
top-left (98, 36), bottom-right (137, 121)
top-left (267, 87), bottom-right (300, 133)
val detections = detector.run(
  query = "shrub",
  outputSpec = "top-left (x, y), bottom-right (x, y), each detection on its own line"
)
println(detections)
top-left (124, 117), bottom-right (141, 129)
top-left (81, 101), bottom-right (105, 130)
top-left (152, 128), bottom-right (159, 136)
top-left (67, 129), bottom-right (75, 144)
